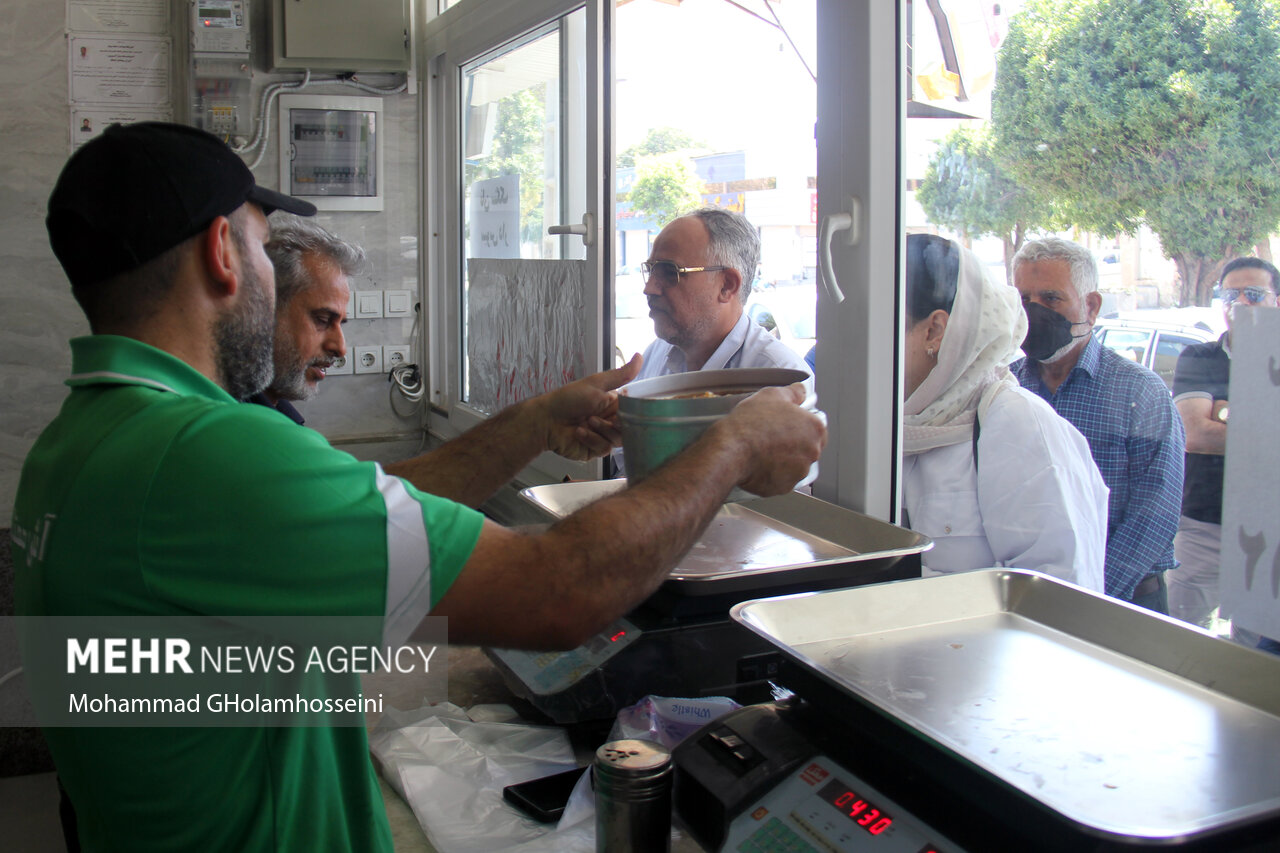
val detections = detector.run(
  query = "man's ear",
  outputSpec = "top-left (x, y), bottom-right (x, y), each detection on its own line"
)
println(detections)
top-left (202, 215), bottom-right (239, 297)
top-left (1084, 290), bottom-right (1103, 324)
top-left (719, 267), bottom-right (743, 303)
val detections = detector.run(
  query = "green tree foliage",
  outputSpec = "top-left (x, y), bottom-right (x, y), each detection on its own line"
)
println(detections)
top-left (464, 85), bottom-right (549, 249)
top-left (619, 126), bottom-right (705, 169)
top-left (916, 125), bottom-right (1053, 281)
top-left (629, 154), bottom-right (704, 227)
top-left (993, 0), bottom-right (1280, 305)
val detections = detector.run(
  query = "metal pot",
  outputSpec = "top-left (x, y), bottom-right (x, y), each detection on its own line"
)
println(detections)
top-left (618, 368), bottom-right (816, 497)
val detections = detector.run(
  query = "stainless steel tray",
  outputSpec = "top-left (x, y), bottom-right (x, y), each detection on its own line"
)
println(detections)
top-left (731, 569), bottom-right (1280, 842)
top-left (518, 480), bottom-right (930, 594)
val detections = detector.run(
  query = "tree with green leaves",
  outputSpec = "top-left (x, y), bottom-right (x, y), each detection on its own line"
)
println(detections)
top-left (464, 85), bottom-right (549, 250)
top-left (619, 126), bottom-right (705, 169)
top-left (993, 0), bottom-right (1280, 306)
top-left (916, 124), bottom-right (1053, 281)
top-left (628, 154), bottom-right (704, 228)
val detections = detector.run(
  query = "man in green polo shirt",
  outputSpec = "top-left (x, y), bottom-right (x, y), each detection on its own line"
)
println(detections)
top-left (14, 122), bottom-right (825, 852)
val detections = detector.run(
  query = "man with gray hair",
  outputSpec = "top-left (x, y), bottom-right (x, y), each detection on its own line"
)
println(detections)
top-left (1010, 237), bottom-right (1185, 614)
top-left (247, 216), bottom-right (366, 422)
top-left (612, 207), bottom-right (811, 474)
top-left (633, 207), bottom-right (810, 378)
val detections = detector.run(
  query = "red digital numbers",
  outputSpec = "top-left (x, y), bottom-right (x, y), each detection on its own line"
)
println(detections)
top-left (821, 782), bottom-right (893, 836)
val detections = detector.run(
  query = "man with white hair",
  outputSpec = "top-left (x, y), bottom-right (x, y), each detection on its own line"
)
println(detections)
top-left (1010, 237), bottom-right (1185, 613)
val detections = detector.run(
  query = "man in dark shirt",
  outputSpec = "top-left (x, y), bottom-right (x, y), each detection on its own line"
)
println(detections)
top-left (1167, 256), bottom-right (1280, 640)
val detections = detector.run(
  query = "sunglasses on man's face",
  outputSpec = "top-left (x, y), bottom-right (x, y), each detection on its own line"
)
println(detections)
top-left (640, 260), bottom-right (728, 287)
top-left (1221, 285), bottom-right (1274, 306)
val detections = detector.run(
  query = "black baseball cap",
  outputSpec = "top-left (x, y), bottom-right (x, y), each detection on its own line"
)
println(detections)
top-left (46, 121), bottom-right (317, 289)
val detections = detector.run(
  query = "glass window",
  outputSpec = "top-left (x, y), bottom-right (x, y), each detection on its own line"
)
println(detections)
top-left (613, 0), bottom-right (817, 365)
top-left (458, 25), bottom-right (572, 410)
top-left (899, 0), bottom-right (1278, 640)
top-left (1096, 328), bottom-right (1152, 366)
top-left (1152, 333), bottom-right (1201, 389)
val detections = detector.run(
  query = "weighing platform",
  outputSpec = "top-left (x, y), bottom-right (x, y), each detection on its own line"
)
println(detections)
top-left (672, 570), bottom-right (1280, 851)
top-left (484, 481), bottom-right (931, 723)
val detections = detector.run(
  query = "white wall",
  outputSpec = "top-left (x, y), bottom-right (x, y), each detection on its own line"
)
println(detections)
top-left (0, 1), bottom-right (82, 521)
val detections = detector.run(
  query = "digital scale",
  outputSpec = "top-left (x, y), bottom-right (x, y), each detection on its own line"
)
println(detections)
top-left (484, 481), bottom-right (931, 724)
top-left (673, 571), bottom-right (1280, 852)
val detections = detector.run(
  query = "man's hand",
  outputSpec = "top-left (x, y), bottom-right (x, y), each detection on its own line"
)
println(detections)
top-left (709, 383), bottom-right (828, 496)
top-left (535, 354), bottom-right (643, 461)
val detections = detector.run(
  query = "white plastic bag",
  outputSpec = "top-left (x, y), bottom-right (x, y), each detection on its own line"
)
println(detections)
top-left (369, 702), bottom-right (582, 853)
top-left (370, 696), bottom-right (740, 852)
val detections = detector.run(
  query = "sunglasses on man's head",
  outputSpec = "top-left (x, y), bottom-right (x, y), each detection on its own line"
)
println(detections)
top-left (1221, 285), bottom-right (1273, 306)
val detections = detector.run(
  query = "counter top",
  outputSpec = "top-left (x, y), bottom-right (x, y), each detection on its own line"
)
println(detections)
top-left (364, 645), bottom-right (517, 853)
top-left (365, 645), bottom-right (706, 852)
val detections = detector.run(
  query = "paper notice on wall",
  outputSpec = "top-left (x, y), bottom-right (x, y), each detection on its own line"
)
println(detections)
top-left (467, 259), bottom-right (587, 415)
top-left (70, 106), bottom-right (172, 148)
top-left (1219, 307), bottom-right (1280, 640)
top-left (69, 35), bottom-right (170, 106)
top-left (68, 0), bottom-right (169, 34)
top-left (468, 175), bottom-right (521, 260)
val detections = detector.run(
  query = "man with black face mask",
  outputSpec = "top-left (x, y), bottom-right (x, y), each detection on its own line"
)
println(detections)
top-left (1010, 237), bottom-right (1185, 615)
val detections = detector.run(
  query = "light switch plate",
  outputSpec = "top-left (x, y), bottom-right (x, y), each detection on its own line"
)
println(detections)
top-left (384, 289), bottom-right (413, 317)
top-left (355, 290), bottom-right (383, 319)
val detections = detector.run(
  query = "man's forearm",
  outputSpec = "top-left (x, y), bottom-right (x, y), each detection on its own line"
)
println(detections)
top-left (430, 386), bottom-right (825, 650)
top-left (384, 399), bottom-right (546, 506)
top-left (432, 420), bottom-right (753, 649)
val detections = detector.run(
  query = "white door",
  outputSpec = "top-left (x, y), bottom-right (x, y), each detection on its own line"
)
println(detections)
top-left (420, 0), bottom-right (609, 484)
top-left (813, 1), bottom-right (903, 521)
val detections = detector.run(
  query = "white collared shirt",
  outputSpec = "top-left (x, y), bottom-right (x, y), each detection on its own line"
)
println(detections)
top-left (634, 311), bottom-right (812, 380)
top-left (613, 311), bottom-right (813, 476)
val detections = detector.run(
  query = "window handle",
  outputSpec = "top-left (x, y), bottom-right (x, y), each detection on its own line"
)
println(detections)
top-left (548, 212), bottom-right (596, 246)
top-left (818, 198), bottom-right (859, 304)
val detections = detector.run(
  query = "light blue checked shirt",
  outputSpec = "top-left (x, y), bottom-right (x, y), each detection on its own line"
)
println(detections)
top-left (1013, 336), bottom-right (1185, 600)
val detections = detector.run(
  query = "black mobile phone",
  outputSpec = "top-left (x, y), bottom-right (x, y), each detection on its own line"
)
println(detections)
top-left (502, 766), bottom-right (588, 823)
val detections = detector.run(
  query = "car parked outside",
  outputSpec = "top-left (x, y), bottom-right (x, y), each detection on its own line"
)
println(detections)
top-left (746, 285), bottom-right (816, 360)
top-left (1091, 308), bottom-right (1223, 389)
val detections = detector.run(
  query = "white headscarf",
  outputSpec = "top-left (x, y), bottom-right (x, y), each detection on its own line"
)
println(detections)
top-left (903, 241), bottom-right (1027, 455)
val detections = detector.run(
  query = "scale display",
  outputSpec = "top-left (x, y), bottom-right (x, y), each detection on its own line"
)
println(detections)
top-left (723, 757), bottom-right (960, 853)
top-left (488, 617), bottom-right (640, 695)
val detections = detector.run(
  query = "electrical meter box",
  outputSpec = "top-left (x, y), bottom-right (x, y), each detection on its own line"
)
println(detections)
top-left (192, 0), bottom-right (251, 55)
top-left (189, 0), bottom-right (252, 137)
top-left (271, 0), bottom-right (411, 72)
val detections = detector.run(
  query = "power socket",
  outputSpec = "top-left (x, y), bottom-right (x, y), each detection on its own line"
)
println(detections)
top-left (383, 345), bottom-right (411, 371)
top-left (326, 353), bottom-right (353, 375)
top-left (354, 346), bottom-right (382, 374)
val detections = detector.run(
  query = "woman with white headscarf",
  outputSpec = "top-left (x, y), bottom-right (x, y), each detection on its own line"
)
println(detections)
top-left (902, 234), bottom-right (1107, 590)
